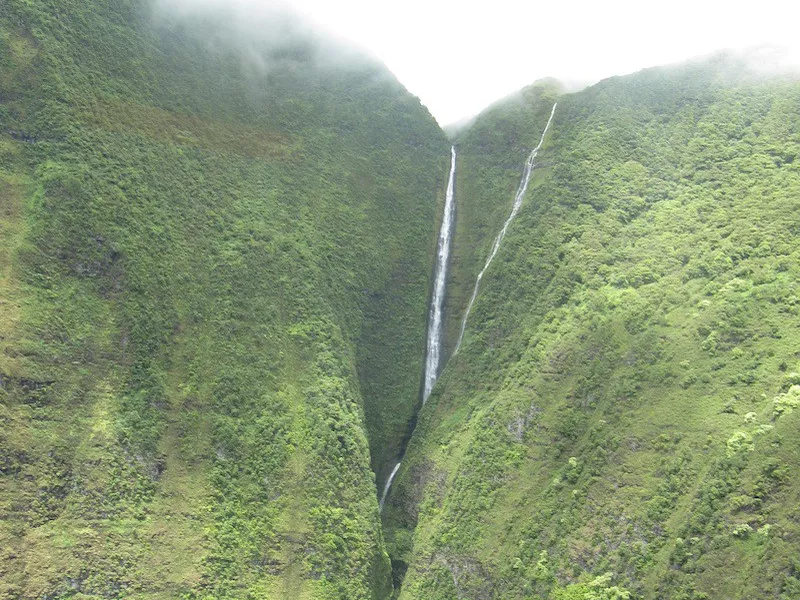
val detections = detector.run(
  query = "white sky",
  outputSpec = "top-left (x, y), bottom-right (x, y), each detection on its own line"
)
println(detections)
top-left (285, 0), bottom-right (800, 125)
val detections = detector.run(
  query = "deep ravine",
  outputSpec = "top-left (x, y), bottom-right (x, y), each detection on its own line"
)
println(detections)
top-left (380, 106), bottom-right (556, 510)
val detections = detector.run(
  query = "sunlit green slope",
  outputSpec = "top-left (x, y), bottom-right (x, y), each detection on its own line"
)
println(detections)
top-left (0, 1), bottom-right (448, 598)
top-left (385, 57), bottom-right (800, 599)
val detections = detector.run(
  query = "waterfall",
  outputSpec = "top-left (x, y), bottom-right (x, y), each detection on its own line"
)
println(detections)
top-left (379, 462), bottom-right (401, 511)
top-left (379, 106), bottom-right (556, 512)
top-left (423, 145), bottom-right (458, 403)
top-left (454, 102), bottom-right (557, 355)
top-left (380, 146), bottom-right (457, 513)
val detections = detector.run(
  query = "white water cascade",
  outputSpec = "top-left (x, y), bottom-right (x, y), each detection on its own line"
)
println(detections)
top-left (380, 145), bottom-right (457, 512)
top-left (423, 145), bottom-right (458, 403)
top-left (379, 462), bottom-right (401, 512)
top-left (454, 103), bottom-right (557, 355)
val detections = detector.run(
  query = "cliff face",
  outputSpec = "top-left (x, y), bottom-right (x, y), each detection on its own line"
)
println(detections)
top-left (384, 59), bottom-right (800, 600)
top-left (0, 1), bottom-right (447, 598)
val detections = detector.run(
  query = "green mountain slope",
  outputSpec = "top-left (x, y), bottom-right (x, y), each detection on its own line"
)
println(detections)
top-left (4, 2), bottom-right (800, 598)
top-left (384, 58), bottom-right (800, 599)
top-left (442, 80), bottom-right (562, 355)
top-left (0, 1), bottom-right (448, 598)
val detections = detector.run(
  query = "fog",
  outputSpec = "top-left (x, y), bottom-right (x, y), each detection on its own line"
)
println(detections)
top-left (150, 0), bottom-right (374, 75)
top-left (153, 0), bottom-right (800, 125)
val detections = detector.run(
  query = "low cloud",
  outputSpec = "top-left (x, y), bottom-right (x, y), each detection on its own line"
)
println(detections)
top-left (149, 0), bottom-right (376, 76)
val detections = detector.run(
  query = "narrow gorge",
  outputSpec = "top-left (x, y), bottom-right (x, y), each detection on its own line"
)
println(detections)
top-left (382, 104), bottom-right (559, 512)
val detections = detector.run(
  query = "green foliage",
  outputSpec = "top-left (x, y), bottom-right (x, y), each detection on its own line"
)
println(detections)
top-left (553, 573), bottom-right (631, 600)
top-left (386, 58), bottom-right (800, 600)
top-left (0, 0), bottom-right (447, 598)
top-left (773, 384), bottom-right (800, 418)
top-left (4, 3), bottom-right (800, 598)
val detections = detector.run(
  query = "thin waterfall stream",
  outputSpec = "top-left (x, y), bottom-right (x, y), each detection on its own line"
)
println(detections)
top-left (380, 105), bottom-right (555, 511)
top-left (454, 102), bottom-right (557, 354)
top-left (380, 145), bottom-right (457, 512)
top-left (423, 146), bottom-right (458, 404)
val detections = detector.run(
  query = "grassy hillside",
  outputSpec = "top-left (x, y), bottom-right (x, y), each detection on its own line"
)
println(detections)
top-left (0, 1), bottom-right (448, 598)
top-left (384, 56), bottom-right (800, 599)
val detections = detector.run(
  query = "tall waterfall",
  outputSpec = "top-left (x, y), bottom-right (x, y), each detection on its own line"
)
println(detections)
top-left (380, 146), bottom-right (457, 513)
top-left (423, 145), bottom-right (458, 403)
top-left (454, 103), bottom-right (557, 355)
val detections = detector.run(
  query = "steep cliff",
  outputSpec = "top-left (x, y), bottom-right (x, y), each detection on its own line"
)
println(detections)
top-left (385, 57), bottom-right (800, 600)
top-left (0, 1), bottom-right (448, 597)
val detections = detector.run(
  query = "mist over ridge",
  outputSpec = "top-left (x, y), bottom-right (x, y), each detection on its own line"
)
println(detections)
top-left (150, 0), bottom-right (800, 127)
top-left (148, 0), bottom-right (391, 86)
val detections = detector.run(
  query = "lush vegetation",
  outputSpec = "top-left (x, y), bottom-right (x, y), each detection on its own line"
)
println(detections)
top-left (384, 57), bottom-right (800, 599)
top-left (3, 2), bottom-right (800, 598)
top-left (0, 1), bottom-right (448, 598)
top-left (441, 80), bottom-right (563, 353)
